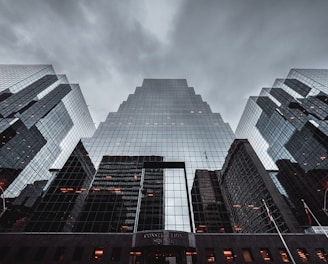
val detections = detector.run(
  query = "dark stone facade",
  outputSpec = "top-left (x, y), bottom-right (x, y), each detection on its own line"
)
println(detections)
top-left (0, 232), bottom-right (327, 263)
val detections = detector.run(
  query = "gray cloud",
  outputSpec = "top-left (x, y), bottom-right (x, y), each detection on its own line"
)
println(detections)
top-left (1, 0), bottom-right (328, 130)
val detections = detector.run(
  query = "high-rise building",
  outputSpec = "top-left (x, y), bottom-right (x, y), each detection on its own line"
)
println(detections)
top-left (236, 69), bottom-right (328, 227)
top-left (218, 139), bottom-right (302, 233)
top-left (25, 141), bottom-right (96, 232)
top-left (1, 77), bottom-right (328, 264)
top-left (82, 78), bottom-right (235, 232)
top-left (191, 169), bottom-right (232, 233)
top-left (0, 65), bottom-right (95, 198)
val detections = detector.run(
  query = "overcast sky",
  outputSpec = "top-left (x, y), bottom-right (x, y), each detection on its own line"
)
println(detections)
top-left (1, 0), bottom-right (328, 131)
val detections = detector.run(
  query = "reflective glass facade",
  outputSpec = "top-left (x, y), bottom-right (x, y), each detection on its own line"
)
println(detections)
top-left (82, 79), bottom-right (235, 232)
top-left (0, 65), bottom-right (95, 198)
top-left (218, 139), bottom-right (301, 233)
top-left (236, 69), bottom-right (328, 227)
top-left (191, 170), bottom-right (232, 233)
top-left (26, 141), bottom-right (96, 232)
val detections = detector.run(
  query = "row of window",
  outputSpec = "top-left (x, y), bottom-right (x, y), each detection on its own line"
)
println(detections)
top-left (204, 247), bottom-right (328, 263)
top-left (0, 246), bottom-right (121, 262)
top-left (2, 246), bottom-right (326, 263)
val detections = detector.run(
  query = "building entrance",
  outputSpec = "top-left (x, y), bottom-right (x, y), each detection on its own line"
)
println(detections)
top-left (145, 246), bottom-right (181, 264)
top-left (132, 245), bottom-right (195, 264)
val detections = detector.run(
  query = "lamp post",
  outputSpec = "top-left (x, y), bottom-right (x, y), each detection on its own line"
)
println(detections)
top-left (0, 186), bottom-right (7, 218)
top-left (323, 188), bottom-right (328, 216)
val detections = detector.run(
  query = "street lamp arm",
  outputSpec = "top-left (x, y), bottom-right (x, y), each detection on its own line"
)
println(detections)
top-left (324, 188), bottom-right (328, 215)
top-left (0, 186), bottom-right (6, 213)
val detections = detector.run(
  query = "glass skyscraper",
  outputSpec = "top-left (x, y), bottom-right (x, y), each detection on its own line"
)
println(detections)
top-left (1, 75), bottom-right (328, 264)
top-left (82, 79), bottom-right (235, 232)
top-left (0, 65), bottom-right (95, 198)
top-left (236, 69), bottom-right (328, 226)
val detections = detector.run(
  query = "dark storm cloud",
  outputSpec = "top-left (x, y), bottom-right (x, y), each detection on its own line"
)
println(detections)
top-left (152, 0), bottom-right (328, 129)
top-left (0, 0), bottom-right (163, 125)
top-left (1, 0), bottom-right (328, 130)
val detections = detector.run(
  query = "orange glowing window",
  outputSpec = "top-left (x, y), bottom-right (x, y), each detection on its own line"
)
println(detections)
top-left (316, 249), bottom-right (328, 262)
top-left (120, 225), bottom-right (128, 232)
top-left (260, 249), bottom-right (272, 262)
top-left (93, 248), bottom-right (103, 261)
top-left (114, 188), bottom-right (121, 193)
top-left (279, 249), bottom-right (290, 262)
top-left (205, 248), bottom-right (215, 263)
top-left (234, 226), bottom-right (243, 232)
top-left (130, 251), bottom-right (142, 256)
top-left (297, 248), bottom-right (309, 262)
top-left (223, 249), bottom-right (234, 262)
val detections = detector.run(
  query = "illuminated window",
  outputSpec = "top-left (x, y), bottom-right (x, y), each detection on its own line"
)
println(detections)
top-left (185, 248), bottom-right (197, 257)
top-left (242, 248), bottom-right (254, 262)
top-left (223, 249), bottom-right (235, 262)
top-left (120, 225), bottom-right (128, 232)
top-left (279, 249), bottom-right (290, 262)
top-left (316, 248), bottom-right (328, 262)
top-left (205, 248), bottom-right (215, 263)
top-left (130, 249), bottom-right (142, 256)
top-left (297, 248), bottom-right (309, 262)
top-left (93, 248), bottom-right (104, 261)
top-left (260, 248), bottom-right (272, 262)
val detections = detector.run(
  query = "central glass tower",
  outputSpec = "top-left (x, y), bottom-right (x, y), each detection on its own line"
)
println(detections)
top-left (82, 79), bottom-right (235, 232)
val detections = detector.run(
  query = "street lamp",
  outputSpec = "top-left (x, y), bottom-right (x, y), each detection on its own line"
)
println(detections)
top-left (323, 188), bottom-right (328, 216)
top-left (0, 186), bottom-right (7, 218)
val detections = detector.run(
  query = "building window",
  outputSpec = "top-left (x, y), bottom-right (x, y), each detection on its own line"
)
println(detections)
top-left (15, 247), bottom-right (29, 261)
top-left (316, 248), bottom-right (328, 262)
top-left (223, 248), bottom-right (235, 262)
top-left (72, 247), bottom-right (84, 261)
top-left (54, 247), bottom-right (65, 261)
top-left (242, 248), bottom-right (254, 262)
top-left (34, 247), bottom-right (47, 261)
top-left (93, 248), bottom-right (104, 261)
top-left (0, 246), bottom-right (9, 261)
top-left (260, 248), bottom-right (272, 262)
top-left (279, 248), bottom-right (290, 262)
top-left (297, 248), bottom-right (309, 262)
top-left (205, 248), bottom-right (215, 263)
top-left (111, 247), bottom-right (121, 261)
